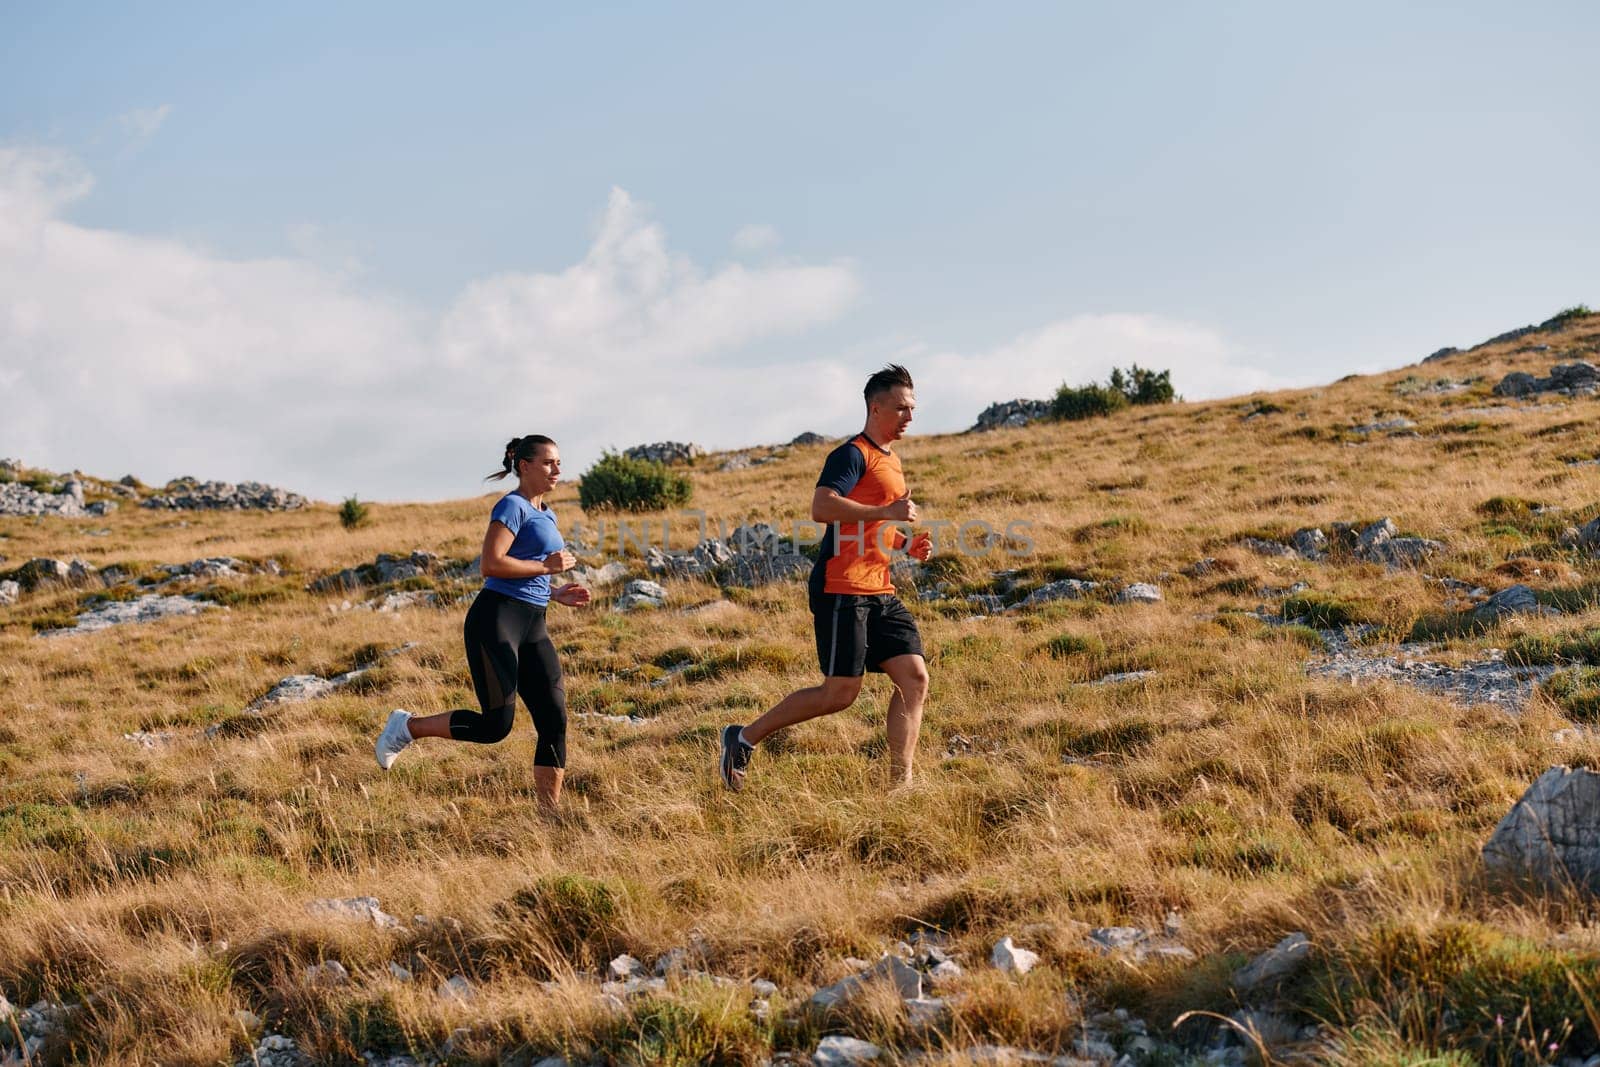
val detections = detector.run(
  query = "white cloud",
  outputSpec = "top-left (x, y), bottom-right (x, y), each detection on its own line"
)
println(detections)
top-left (0, 146), bottom-right (1298, 504)
top-left (0, 151), bottom-right (860, 500)
top-left (911, 312), bottom-right (1301, 432)
top-left (731, 223), bottom-right (780, 253)
top-left (116, 105), bottom-right (172, 145)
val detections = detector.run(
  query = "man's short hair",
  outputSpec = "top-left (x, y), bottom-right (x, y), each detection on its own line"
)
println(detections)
top-left (864, 364), bottom-right (914, 407)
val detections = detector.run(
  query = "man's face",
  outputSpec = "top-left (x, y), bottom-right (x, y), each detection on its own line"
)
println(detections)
top-left (870, 385), bottom-right (916, 441)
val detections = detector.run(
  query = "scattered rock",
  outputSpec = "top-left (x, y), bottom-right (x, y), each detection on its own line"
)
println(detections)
top-left (0, 580), bottom-right (17, 606)
top-left (991, 936), bottom-right (1039, 975)
top-left (304, 960), bottom-right (350, 985)
top-left (1484, 766), bottom-right (1600, 892)
top-left (1020, 579), bottom-right (1099, 607)
top-left (813, 1035), bottom-right (883, 1065)
top-left (616, 579), bottom-right (668, 611)
top-left (810, 955), bottom-right (923, 1010)
top-left (569, 561), bottom-right (630, 587)
top-left (1233, 933), bottom-right (1311, 992)
top-left (370, 590), bottom-right (440, 612)
top-left (1422, 346), bottom-right (1461, 363)
top-left (247, 670), bottom-right (370, 710)
top-left (38, 594), bottom-right (214, 638)
top-left (1470, 584), bottom-right (1554, 625)
top-left (1292, 527), bottom-right (1328, 559)
top-left (790, 432), bottom-right (829, 447)
top-left (1114, 582), bottom-right (1161, 604)
top-left (1491, 361), bottom-right (1600, 399)
top-left (438, 975), bottom-right (474, 1002)
top-left (1181, 558), bottom-right (1219, 578)
top-left (142, 478), bottom-right (306, 511)
top-left (1308, 644), bottom-right (1554, 711)
top-left (609, 953), bottom-right (646, 980)
top-left (388, 962), bottom-right (413, 982)
top-left (1241, 536), bottom-right (1299, 559)
top-left (970, 398), bottom-right (1052, 432)
top-left (13, 557), bottom-right (94, 591)
top-left (122, 730), bottom-right (174, 748)
top-left (240, 1033), bottom-right (309, 1067)
top-left (1087, 670), bottom-right (1155, 686)
top-left (623, 442), bottom-right (703, 465)
top-left (1350, 417), bottom-right (1418, 435)
top-left (311, 551), bottom-right (443, 593)
top-left (307, 897), bottom-right (402, 929)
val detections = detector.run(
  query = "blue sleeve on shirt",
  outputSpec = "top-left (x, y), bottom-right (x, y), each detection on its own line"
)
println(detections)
top-left (816, 441), bottom-right (865, 497)
top-left (490, 493), bottom-right (527, 535)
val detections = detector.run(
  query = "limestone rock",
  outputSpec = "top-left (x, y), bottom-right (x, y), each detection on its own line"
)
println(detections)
top-left (37, 594), bottom-right (213, 638)
top-left (1471, 584), bottom-right (1551, 625)
top-left (307, 897), bottom-right (401, 929)
top-left (810, 955), bottom-right (922, 1010)
top-left (813, 1035), bottom-right (883, 1065)
top-left (0, 580), bottom-right (17, 606)
top-left (616, 579), bottom-right (668, 611)
top-left (969, 398), bottom-right (1052, 432)
top-left (143, 478), bottom-right (306, 511)
top-left (1020, 579), bottom-right (1098, 607)
top-left (622, 442), bottom-right (703, 465)
top-left (1232, 932), bottom-right (1311, 992)
top-left (1484, 766), bottom-right (1600, 892)
top-left (991, 936), bottom-right (1039, 975)
top-left (1114, 583), bottom-right (1161, 604)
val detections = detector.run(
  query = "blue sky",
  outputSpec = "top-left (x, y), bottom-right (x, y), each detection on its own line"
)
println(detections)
top-left (3, 2), bottom-right (1596, 500)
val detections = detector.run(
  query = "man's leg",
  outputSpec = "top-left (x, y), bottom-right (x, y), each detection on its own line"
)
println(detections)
top-left (741, 675), bottom-right (864, 745)
top-left (880, 653), bottom-right (929, 785)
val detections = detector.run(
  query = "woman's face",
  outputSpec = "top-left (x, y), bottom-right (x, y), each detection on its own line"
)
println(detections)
top-left (518, 444), bottom-right (561, 494)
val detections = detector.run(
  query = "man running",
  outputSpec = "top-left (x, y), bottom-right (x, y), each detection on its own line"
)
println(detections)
top-left (720, 364), bottom-right (933, 790)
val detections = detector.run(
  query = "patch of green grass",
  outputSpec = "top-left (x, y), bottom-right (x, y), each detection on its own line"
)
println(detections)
top-left (1541, 668), bottom-right (1600, 723)
top-left (1283, 592), bottom-right (1369, 629)
top-left (1508, 628), bottom-right (1600, 666)
top-left (1476, 496), bottom-right (1542, 518)
top-left (1043, 632), bottom-right (1106, 659)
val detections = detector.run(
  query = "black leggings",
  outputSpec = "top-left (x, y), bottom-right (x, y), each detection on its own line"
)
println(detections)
top-left (449, 589), bottom-right (567, 768)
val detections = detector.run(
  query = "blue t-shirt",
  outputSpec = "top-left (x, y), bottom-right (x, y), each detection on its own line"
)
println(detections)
top-left (482, 493), bottom-right (565, 607)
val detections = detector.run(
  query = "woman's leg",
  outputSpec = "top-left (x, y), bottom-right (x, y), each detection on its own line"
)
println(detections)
top-left (518, 616), bottom-right (567, 807)
top-left (409, 592), bottom-right (524, 742)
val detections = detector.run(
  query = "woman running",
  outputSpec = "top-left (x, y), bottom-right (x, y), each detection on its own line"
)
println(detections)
top-left (374, 434), bottom-right (591, 807)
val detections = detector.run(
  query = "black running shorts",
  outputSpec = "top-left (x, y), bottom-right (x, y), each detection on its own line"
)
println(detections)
top-left (812, 591), bottom-right (924, 678)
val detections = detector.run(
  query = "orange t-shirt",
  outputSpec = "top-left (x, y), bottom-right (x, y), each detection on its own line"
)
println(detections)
top-left (811, 433), bottom-right (907, 596)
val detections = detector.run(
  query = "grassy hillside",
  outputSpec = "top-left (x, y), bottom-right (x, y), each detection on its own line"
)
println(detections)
top-left (5, 312), bottom-right (1600, 1065)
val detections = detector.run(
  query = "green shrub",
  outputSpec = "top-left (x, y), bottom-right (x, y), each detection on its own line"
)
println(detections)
top-left (1547, 304), bottom-right (1593, 327)
top-left (578, 452), bottom-right (693, 512)
top-left (1052, 383), bottom-right (1128, 421)
top-left (338, 495), bottom-right (370, 530)
top-left (1109, 363), bottom-right (1177, 405)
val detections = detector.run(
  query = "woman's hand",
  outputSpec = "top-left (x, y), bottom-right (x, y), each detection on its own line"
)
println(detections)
top-left (543, 549), bottom-right (577, 575)
top-left (552, 582), bottom-right (591, 607)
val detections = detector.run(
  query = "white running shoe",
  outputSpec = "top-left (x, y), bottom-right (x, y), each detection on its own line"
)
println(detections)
top-left (375, 709), bottom-right (414, 770)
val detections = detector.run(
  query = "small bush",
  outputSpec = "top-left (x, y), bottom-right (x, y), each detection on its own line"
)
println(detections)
top-left (1108, 363), bottom-right (1176, 405)
top-left (1547, 304), bottom-right (1593, 327)
top-left (1051, 383), bottom-right (1128, 421)
top-left (1509, 628), bottom-right (1600, 666)
top-left (1475, 496), bottom-right (1540, 518)
top-left (338, 496), bottom-right (370, 531)
top-left (578, 452), bottom-right (693, 513)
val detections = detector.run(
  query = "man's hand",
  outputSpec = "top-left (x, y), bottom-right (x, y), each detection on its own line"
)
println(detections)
top-left (543, 549), bottom-right (577, 575)
top-left (908, 531), bottom-right (933, 562)
top-left (884, 490), bottom-right (918, 524)
top-left (552, 582), bottom-right (591, 607)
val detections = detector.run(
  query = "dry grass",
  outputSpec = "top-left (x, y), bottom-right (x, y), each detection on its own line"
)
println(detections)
top-left (6, 317), bottom-right (1600, 1063)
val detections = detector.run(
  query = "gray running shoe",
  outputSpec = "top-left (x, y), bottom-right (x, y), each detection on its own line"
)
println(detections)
top-left (375, 709), bottom-right (414, 770)
top-left (719, 724), bottom-right (754, 791)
